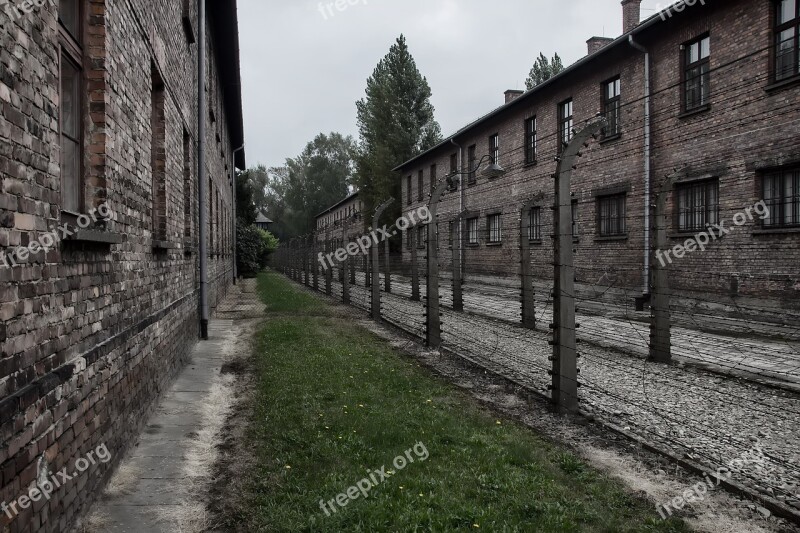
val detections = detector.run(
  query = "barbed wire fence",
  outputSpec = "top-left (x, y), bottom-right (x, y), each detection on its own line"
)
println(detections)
top-left (272, 38), bottom-right (800, 524)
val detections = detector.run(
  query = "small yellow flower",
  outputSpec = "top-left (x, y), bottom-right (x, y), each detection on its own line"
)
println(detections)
top-left (358, 404), bottom-right (364, 408)
top-left (496, 421), bottom-right (502, 425)
top-left (399, 486), bottom-right (404, 490)
top-left (285, 465), bottom-right (291, 470)
top-left (473, 525), bottom-right (480, 529)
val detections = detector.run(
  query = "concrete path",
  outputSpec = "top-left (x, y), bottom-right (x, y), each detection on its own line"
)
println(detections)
top-left (79, 280), bottom-right (264, 533)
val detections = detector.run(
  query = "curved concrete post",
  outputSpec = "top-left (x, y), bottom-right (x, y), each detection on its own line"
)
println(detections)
top-left (426, 180), bottom-right (452, 349)
top-left (371, 199), bottom-right (394, 320)
top-left (552, 117), bottom-right (606, 413)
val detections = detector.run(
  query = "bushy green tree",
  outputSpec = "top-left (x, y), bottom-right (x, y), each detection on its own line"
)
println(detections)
top-left (525, 53), bottom-right (565, 90)
top-left (355, 35), bottom-right (442, 224)
top-left (237, 221), bottom-right (279, 277)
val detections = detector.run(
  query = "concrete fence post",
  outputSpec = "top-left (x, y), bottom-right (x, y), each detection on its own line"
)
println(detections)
top-left (426, 180), bottom-right (451, 349)
top-left (325, 230), bottom-right (332, 296)
top-left (552, 117), bottom-right (606, 414)
top-left (312, 234), bottom-right (319, 290)
top-left (650, 175), bottom-right (673, 363)
top-left (452, 213), bottom-right (464, 312)
top-left (342, 222), bottom-right (350, 304)
top-left (384, 236), bottom-right (392, 294)
top-left (520, 200), bottom-right (537, 329)
top-left (410, 227), bottom-right (420, 301)
top-left (372, 199), bottom-right (393, 320)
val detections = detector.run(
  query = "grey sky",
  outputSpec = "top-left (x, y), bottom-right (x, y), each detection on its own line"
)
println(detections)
top-left (238, 0), bottom-right (665, 169)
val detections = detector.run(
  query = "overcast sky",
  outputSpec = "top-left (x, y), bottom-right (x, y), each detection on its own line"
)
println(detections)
top-left (237, 0), bottom-right (665, 169)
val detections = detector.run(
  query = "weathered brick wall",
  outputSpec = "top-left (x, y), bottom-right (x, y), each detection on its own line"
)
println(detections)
top-left (0, 1), bottom-right (237, 531)
top-left (400, 0), bottom-right (800, 311)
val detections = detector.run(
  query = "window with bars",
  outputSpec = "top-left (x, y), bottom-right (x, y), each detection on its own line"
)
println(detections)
top-left (603, 77), bottom-right (621, 138)
top-left (776, 0), bottom-right (800, 80)
top-left (450, 153), bottom-right (458, 175)
top-left (683, 35), bottom-right (711, 111)
top-left (675, 179), bottom-right (719, 232)
top-left (430, 164), bottom-right (437, 192)
top-left (487, 214), bottom-right (502, 244)
top-left (467, 145), bottom-right (477, 184)
top-left (525, 117), bottom-right (537, 164)
top-left (489, 134), bottom-right (500, 165)
top-left (448, 221), bottom-right (454, 248)
top-left (151, 63), bottom-right (167, 241)
top-left (59, 0), bottom-right (83, 213)
top-left (763, 169), bottom-right (800, 228)
top-left (407, 175), bottom-right (412, 205)
top-left (467, 217), bottom-right (479, 245)
top-left (528, 206), bottom-right (542, 241)
top-left (597, 194), bottom-right (627, 236)
top-left (417, 170), bottom-right (424, 202)
top-left (417, 225), bottom-right (426, 249)
top-left (559, 99), bottom-right (573, 151)
top-left (183, 129), bottom-right (192, 238)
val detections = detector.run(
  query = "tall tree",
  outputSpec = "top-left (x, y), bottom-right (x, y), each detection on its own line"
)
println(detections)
top-left (525, 53), bottom-right (565, 90)
top-left (355, 35), bottom-right (442, 223)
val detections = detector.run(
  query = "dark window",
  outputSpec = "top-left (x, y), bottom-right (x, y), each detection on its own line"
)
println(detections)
top-left (467, 217), bottom-right (479, 245)
top-left (182, 0), bottom-right (196, 44)
top-left (467, 144), bottom-right (477, 184)
top-left (406, 175), bottom-right (412, 205)
top-left (597, 194), bottom-right (627, 236)
top-left (450, 153), bottom-right (458, 175)
top-left (525, 117), bottom-right (537, 164)
top-left (487, 214), bottom-right (502, 244)
top-left (417, 170), bottom-right (424, 202)
top-left (430, 164), bottom-right (437, 192)
top-left (763, 168), bottom-right (800, 228)
top-left (603, 77), bottom-right (621, 137)
top-left (417, 225), bottom-right (426, 249)
top-left (528, 206), bottom-right (541, 241)
top-left (675, 179), bottom-right (719, 231)
top-left (448, 221), bottom-right (454, 248)
top-left (151, 63), bottom-right (167, 240)
top-left (489, 134), bottom-right (500, 164)
top-left (776, 0), bottom-right (800, 80)
top-left (183, 129), bottom-right (192, 238)
top-left (571, 200), bottom-right (579, 238)
top-left (59, 0), bottom-right (83, 213)
top-left (209, 180), bottom-right (214, 249)
top-left (406, 229), bottom-right (412, 250)
top-left (559, 99), bottom-right (574, 151)
top-left (683, 35), bottom-right (710, 111)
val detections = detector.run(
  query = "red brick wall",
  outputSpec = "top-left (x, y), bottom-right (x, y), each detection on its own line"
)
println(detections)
top-left (0, 1), bottom-right (238, 531)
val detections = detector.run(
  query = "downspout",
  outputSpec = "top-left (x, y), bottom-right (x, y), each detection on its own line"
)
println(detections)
top-left (450, 138), bottom-right (464, 280)
top-left (628, 35), bottom-right (651, 296)
top-left (198, 0), bottom-right (208, 339)
top-left (232, 145), bottom-right (245, 285)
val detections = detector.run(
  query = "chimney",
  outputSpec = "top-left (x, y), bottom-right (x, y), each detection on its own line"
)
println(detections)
top-left (621, 0), bottom-right (642, 34)
top-left (504, 89), bottom-right (524, 104)
top-left (587, 36), bottom-right (614, 55)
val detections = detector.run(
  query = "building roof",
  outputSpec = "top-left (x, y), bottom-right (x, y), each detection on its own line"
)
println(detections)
top-left (210, 1), bottom-right (246, 170)
top-left (393, 0), bottom-right (699, 172)
top-left (256, 212), bottom-right (273, 224)
top-left (315, 191), bottom-right (360, 219)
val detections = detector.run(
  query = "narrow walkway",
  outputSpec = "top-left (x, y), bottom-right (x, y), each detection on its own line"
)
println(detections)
top-left (81, 280), bottom-right (264, 532)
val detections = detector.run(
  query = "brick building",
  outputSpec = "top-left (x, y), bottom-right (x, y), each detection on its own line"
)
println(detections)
top-left (315, 191), bottom-right (363, 244)
top-left (0, 1), bottom-right (244, 531)
top-left (395, 0), bottom-right (800, 308)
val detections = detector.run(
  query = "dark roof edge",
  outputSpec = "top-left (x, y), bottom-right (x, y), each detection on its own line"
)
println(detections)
top-left (210, 1), bottom-right (246, 170)
top-left (315, 191), bottom-right (360, 218)
top-left (392, 2), bottom-right (698, 172)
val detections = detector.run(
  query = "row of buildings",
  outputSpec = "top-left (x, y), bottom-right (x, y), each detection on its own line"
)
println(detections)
top-left (0, 1), bottom-right (243, 531)
top-left (388, 0), bottom-right (798, 306)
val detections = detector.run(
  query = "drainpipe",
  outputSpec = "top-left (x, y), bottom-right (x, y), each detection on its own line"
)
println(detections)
top-left (232, 145), bottom-right (244, 286)
top-left (198, 0), bottom-right (208, 339)
top-left (450, 138), bottom-right (464, 280)
top-left (628, 35), bottom-right (651, 296)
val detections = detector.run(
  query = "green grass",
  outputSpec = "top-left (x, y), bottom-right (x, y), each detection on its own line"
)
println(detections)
top-left (237, 271), bottom-right (690, 532)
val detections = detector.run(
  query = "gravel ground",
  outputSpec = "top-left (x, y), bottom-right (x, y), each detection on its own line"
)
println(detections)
top-left (294, 268), bottom-right (800, 517)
